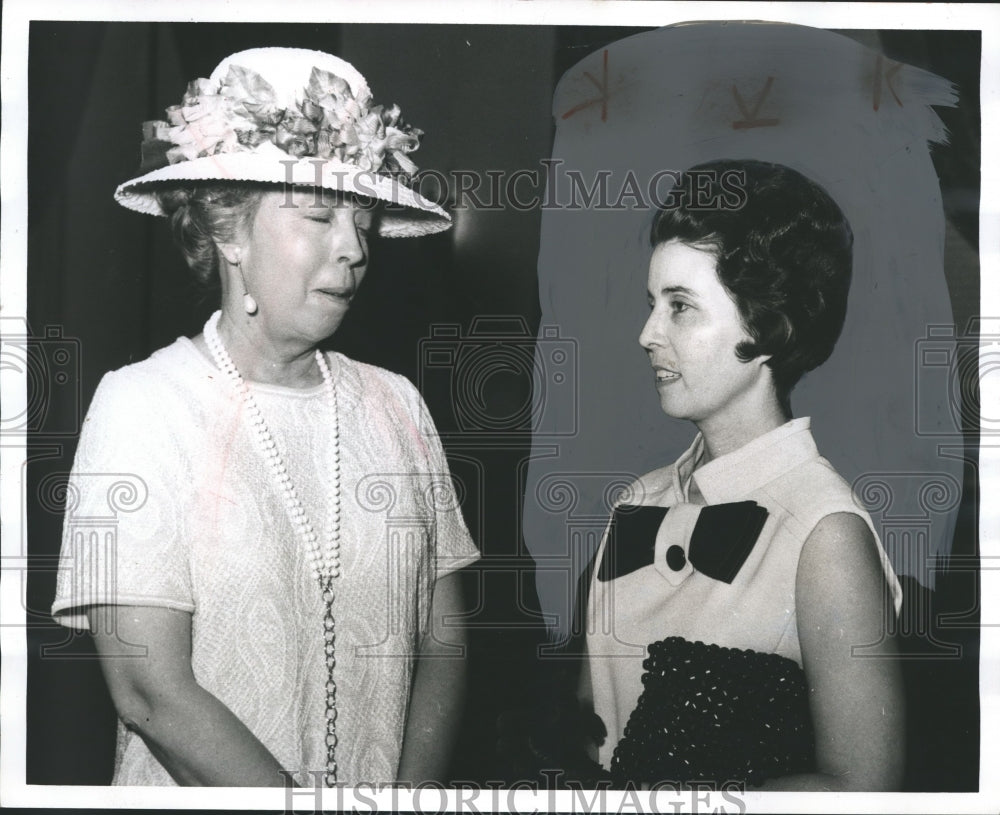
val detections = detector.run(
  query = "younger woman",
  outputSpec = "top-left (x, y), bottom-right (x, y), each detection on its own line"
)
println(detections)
top-left (583, 159), bottom-right (904, 790)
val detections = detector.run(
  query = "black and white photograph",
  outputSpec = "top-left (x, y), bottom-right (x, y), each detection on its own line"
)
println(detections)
top-left (1, 2), bottom-right (996, 812)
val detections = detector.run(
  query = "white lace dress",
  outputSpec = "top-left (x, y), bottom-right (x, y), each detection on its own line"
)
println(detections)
top-left (52, 338), bottom-right (480, 785)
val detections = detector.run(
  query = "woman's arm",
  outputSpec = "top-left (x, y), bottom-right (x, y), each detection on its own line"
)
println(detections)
top-left (89, 605), bottom-right (291, 786)
top-left (396, 570), bottom-right (467, 784)
top-left (761, 512), bottom-right (905, 791)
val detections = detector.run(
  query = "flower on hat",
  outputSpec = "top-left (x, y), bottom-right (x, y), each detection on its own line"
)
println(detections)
top-left (139, 63), bottom-right (424, 180)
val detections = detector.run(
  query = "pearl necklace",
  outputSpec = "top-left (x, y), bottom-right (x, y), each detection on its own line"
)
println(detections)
top-left (203, 310), bottom-right (342, 786)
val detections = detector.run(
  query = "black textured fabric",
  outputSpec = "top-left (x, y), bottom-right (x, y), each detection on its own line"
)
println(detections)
top-left (610, 637), bottom-right (816, 787)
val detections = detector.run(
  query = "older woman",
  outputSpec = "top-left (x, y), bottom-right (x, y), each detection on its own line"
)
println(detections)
top-left (581, 159), bottom-right (905, 790)
top-left (51, 47), bottom-right (479, 787)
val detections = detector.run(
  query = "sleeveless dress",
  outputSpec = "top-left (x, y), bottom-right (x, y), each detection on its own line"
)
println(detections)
top-left (584, 418), bottom-right (901, 785)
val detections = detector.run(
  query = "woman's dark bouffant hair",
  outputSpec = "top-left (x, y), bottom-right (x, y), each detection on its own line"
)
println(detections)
top-left (651, 159), bottom-right (853, 414)
top-left (155, 185), bottom-right (266, 286)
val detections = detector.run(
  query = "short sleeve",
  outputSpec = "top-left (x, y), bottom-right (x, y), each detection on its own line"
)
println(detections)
top-left (409, 385), bottom-right (481, 580)
top-left (51, 368), bottom-right (196, 629)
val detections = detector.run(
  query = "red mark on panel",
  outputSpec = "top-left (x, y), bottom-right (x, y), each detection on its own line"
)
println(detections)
top-left (873, 54), bottom-right (904, 111)
top-left (731, 76), bottom-right (779, 130)
top-left (561, 49), bottom-right (611, 122)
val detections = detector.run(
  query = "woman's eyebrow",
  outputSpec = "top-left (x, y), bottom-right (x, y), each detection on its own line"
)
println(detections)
top-left (301, 189), bottom-right (347, 209)
top-left (649, 284), bottom-right (698, 297)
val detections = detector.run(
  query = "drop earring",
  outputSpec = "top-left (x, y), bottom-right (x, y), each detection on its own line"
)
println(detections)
top-left (237, 258), bottom-right (258, 315)
top-left (243, 291), bottom-right (259, 316)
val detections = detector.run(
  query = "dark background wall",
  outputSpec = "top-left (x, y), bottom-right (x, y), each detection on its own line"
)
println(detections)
top-left (24, 22), bottom-right (980, 789)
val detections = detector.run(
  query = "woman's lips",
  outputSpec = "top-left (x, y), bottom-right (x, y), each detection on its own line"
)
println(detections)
top-left (653, 365), bottom-right (681, 383)
top-left (315, 288), bottom-right (353, 304)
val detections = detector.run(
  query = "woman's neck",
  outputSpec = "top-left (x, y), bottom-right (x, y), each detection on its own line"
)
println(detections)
top-left (695, 398), bottom-right (789, 465)
top-left (198, 309), bottom-right (323, 388)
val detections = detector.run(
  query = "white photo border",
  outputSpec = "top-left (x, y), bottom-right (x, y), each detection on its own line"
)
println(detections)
top-left (2, 1), bottom-right (997, 812)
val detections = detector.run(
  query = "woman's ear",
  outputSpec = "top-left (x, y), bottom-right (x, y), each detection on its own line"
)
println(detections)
top-left (217, 243), bottom-right (241, 267)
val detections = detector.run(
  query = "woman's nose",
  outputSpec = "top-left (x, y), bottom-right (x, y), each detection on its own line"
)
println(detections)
top-left (331, 209), bottom-right (366, 268)
top-left (639, 310), bottom-right (661, 350)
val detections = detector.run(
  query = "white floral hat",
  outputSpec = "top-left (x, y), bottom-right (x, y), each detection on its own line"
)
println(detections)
top-left (114, 47), bottom-right (450, 237)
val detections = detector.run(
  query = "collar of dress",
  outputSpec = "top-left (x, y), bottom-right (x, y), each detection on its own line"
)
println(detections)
top-left (670, 416), bottom-right (818, 505)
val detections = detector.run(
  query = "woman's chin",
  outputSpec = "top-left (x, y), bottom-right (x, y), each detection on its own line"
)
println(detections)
top-left (289, 308), bottom-right (350, 346)
top-left (657, 394), bottom-right (690, 422)
top-left (316, 316), bottom-right (350, 342)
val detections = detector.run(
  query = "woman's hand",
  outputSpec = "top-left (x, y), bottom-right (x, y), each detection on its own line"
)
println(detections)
top-left (762, 512), bottom-right (905, 791)
top-left (396, 571), bottom-right (467, 784)
top-left (88, 605), bottom-right (291, 786)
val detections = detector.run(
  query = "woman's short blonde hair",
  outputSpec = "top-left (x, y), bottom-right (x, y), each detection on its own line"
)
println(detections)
top-left (156, 185), bottom-right (265, 286)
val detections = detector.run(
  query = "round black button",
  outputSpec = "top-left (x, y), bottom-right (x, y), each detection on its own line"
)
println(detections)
top-left (666, 544), bottom-right (687, 571)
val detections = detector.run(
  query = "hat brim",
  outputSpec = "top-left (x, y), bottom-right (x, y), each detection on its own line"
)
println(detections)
top-left (114, 152), bottom-right (451, 238)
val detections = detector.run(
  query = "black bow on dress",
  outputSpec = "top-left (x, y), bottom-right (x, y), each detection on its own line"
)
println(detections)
top-left (596, 501), bottom-right (769, 584)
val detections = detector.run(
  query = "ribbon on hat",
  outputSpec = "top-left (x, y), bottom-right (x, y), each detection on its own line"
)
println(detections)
top-left (597, 502), bottom-right (768, 584)
top-left (139, 64), bottom-right (422, 177)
